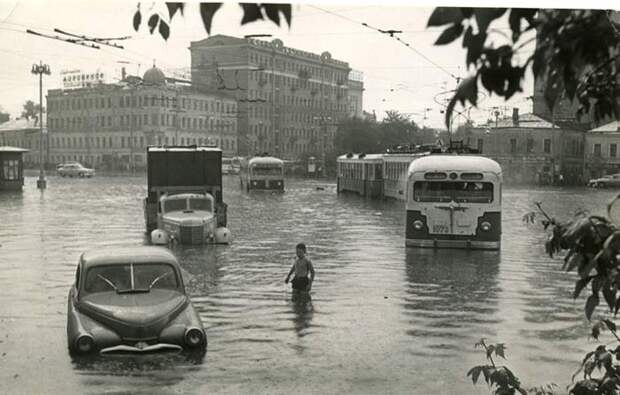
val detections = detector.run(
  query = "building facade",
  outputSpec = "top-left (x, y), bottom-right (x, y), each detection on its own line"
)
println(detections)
top-left (585, 121), bottom-right (620, 179)
top-left (470, 110), bottom-right (586, 185)
top-left (189, 35), bottom-right (361, 161)
top-left (46, 66), bottom-right (237, 171)
top-left (0, 118), bottom-right (47, 166)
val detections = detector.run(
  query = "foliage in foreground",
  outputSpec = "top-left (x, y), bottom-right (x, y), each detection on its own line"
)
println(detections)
top-left (472, 196), bottom-right (620, 394)
top-left (429, 8), bottom-right (620, 127)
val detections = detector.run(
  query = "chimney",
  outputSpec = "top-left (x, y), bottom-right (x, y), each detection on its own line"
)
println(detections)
top-left (512, 108), bottom-right (519, 126)
top-left (121, 67), bottom-right (126, 80)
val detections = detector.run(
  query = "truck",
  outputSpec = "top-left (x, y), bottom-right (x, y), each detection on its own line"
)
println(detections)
top-left (143, 146), bottom-right (230, 245)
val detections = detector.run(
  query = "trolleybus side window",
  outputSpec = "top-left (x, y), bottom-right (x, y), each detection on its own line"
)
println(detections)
top-left (413, 181), bottom-right (494, 203)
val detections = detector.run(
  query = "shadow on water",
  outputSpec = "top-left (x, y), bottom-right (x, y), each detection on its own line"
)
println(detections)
top-left (402, 248), bottom-right (501, 355)
top-left (289, 291), bottom-right (314, 339)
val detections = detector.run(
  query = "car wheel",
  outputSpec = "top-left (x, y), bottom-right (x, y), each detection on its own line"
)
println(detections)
top-left (79, 173), bottom-right (84, 178)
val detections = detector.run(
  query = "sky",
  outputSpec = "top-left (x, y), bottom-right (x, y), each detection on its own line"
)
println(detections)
top-left (0, 0), bottom-right (617, 129)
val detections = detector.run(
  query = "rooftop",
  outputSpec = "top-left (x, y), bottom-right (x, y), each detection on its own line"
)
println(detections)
top-left (590, 121), bottom-right (620, 133)
top-left (0, 117), bottom-right (46, 131)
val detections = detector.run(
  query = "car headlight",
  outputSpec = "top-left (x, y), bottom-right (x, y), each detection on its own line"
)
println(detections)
top-left (76, 334), bottom-right (95, 353)
top-left (413, 220), bottom-right (424, 230)
top-left (480, 221), bottom-right (492, 231)
top-left (184, 328), bottom-right (205, 348)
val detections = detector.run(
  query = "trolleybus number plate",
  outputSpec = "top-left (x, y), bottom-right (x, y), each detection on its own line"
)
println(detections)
top-left (432, 224), bottom-right (450, 234)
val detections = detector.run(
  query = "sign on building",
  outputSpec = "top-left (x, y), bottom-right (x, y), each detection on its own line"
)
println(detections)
top-left (61, 69), bottom-right (106, 89)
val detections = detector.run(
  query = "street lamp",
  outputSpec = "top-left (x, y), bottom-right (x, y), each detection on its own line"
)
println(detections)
top-left (32, 61), bottom-right (51, 190)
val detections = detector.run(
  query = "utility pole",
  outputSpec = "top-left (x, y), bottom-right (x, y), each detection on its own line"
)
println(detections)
top-left (32, 61), bottom-right (50, 190)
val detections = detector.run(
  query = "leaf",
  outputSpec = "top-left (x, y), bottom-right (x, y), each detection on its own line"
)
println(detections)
top-left (133, 10), bottom-right (142, 31)
top-left (602, 284), bottom-right (616, 312)
top-left (427, 7), bottom-right (464, 27)
top-left (148, 14), bottom-right (160, 34)
top-left (603, 318), bottom-right (617, 332)
top-left (586, 293), bottom-right (600, 321)
top-left (199, 2), bottom-right (223, 35)
top-left (158, 20), bottom-right (170, 40)
top-left (166, 2), bottom-right (184, 19)
top-left (467, 366), bottom-right (483, 384)
top-left (495, 343), bottom-right (506, 359)
top-left (615, 297), bottom-right (620, 315)
top-left (574, 276), bottom-right (593, 299)
top-left (466, 32), bottom-right (486, 67)
top-left (474, 8), bottom-right (507, 34)
top-left (240, 3), bottom-right (263, 25)
top-left (263, 4), bottom-right (291, 27)
top-left (435, 23), bottom-right (464, 45)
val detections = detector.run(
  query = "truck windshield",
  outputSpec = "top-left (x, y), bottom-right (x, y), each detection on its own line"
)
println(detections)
top-left (163, 199), bottom-right (187, 213)
top-left (189, 198), bottom-right (212, 212)
top-left (413, 181), bottom-right (494, 203)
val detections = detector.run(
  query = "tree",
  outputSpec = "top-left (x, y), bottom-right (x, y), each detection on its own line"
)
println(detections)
top-left (132, 2), bottom-right (292, 41)
top-left (428, 8), bottom-right (620, 127)
top-left (0, 106), bottom-right (9, 124)
top-left (21, 100), bottom-right (43, 121)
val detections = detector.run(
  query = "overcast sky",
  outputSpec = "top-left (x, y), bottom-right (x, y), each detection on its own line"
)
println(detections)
top-left (0, 0), bottom-right (615, 129)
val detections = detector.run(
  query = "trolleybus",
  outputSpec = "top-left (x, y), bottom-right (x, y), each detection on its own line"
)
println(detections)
top-left (240, 156), bottom-right (285, 191)
top-left (405, 154), bottom-right (502, 249)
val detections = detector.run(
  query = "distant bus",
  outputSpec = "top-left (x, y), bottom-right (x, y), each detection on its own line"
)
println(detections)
top-left (336, 153), bottom-right (383, 198)
top-left (240, 156), bottom-right (285, 191)
top-left (405, 154), bottom-right (502, 249)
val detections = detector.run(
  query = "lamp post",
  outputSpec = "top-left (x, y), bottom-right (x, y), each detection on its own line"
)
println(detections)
top-left (32, 61), bottom-right (51, 190)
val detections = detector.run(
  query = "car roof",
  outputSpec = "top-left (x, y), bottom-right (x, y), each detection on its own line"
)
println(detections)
top-left (80, 246), bottom-right (179, 268)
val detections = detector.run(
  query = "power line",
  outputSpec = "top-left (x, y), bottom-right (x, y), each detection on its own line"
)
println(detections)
top-left (309, 5), bottom-right (458, 81)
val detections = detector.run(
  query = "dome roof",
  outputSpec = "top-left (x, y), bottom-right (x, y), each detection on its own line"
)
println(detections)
top-left (143, 66), bottom-right (166, 85)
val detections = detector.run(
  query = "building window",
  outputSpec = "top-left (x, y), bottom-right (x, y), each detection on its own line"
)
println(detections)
top-left (509, 138), bottom-right (517, 153)
top-left (543, 138), bottom-right (551, 153)
top-left (526, 138), bottom-right (534, 153)
top-left (594, 143), bottom-right (602, 157)
top-left (3, 159), bottom-right (19, 180)
top-left (611, 143), bottom-right (617, 158)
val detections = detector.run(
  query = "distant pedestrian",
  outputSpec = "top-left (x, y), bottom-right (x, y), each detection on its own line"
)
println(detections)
top-left (285, 243), bottom-right (315, 292)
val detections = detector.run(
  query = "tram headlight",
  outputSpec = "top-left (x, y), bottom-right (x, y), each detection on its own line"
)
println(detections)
top-left (480, 221), bottom-right (492, 232)
top-left (413, 220), bottom-right (424, 230)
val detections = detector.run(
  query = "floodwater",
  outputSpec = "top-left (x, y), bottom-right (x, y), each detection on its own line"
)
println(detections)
top-left (0, 175), bottom-right (617, 394)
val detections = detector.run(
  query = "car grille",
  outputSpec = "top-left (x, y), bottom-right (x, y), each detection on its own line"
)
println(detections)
top-left (180, 225), bottom-right (204, 244)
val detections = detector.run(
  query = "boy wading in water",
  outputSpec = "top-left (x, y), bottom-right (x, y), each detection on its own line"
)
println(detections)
top-left (285, 243), bottom-right (315, 292)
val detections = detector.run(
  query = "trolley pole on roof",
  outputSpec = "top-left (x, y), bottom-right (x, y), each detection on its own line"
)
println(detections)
top-left (32, 61), bottom-right (51, 190)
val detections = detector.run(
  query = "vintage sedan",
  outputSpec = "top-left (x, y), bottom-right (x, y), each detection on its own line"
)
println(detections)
top-left (58, 163), bottom-right (95, 178)
top-left (67, 246), bottom-right (207, 355)
top-left (588, 173), bottom-right (620, 188)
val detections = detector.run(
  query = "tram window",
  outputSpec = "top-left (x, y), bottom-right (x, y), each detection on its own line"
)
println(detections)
top-left (252, 166), bottom-right (282, 176)
top-left (413, 181), bottom-right (494, 203)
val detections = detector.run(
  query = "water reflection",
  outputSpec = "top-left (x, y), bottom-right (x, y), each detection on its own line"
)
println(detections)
top-left (290, 292), bottom-right (314, 339)
top-left (402, 248), bottom-right (501, 356)
top-left (71, 351), bottom-right (204, 390)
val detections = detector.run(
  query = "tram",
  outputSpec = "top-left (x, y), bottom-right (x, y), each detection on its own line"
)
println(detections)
top-left (405, 154), bottom-right (502, 249)
top-left (240, 155), bottom-right (285, 191)
top-left (336, 153), bottom-right (383, 198)
top-left (382, 150), bottom-right (430, 200)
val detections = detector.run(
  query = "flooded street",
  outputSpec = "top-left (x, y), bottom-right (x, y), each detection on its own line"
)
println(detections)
top-left (0, 175), bottom-right (617, 394)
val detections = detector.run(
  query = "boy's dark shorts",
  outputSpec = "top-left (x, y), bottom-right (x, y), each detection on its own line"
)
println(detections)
top-left (291, 276), bottom-right (309, 291)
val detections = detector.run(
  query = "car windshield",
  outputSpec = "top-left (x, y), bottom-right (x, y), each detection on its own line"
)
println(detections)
top-left (413, 181), bottom-right (494, 203)
top-left (189, 197), bottom-right (212, 212)
top-left (252, 166), bottom-right (282, 176)
top-left (83, 263), bottom-right (179, 294)
top-left (163, 198), bottom-right (187, 213)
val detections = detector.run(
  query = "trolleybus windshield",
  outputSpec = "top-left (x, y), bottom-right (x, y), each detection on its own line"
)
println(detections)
top-left (413, 181), bottom-right (494, 203)
top-left (252, 166), bottom-right (282, 176)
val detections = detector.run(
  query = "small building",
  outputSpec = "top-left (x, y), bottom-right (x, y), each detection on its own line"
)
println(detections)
top-left (585, 121), bottom-right (620, 179)
top-left (0, 118), bottom-right (47, 168)
top-left (469, 110), bottom-right (585, 185)
top-left (0, 146), bottom-right (29, 190)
